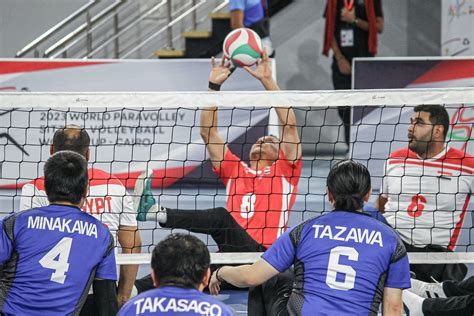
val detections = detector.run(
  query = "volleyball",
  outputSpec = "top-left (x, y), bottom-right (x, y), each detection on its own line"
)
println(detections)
top-left (222, 28), bottom-right (263, 67)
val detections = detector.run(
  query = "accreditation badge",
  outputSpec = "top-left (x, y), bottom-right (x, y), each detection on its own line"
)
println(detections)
top-left (340, 28), bottom-right (354, 47)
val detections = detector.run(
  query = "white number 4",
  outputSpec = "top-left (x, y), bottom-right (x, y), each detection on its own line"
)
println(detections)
top-left (325, 246), bottom-right (359, 291)
top-left (39, 237), bottom-right (73, 284)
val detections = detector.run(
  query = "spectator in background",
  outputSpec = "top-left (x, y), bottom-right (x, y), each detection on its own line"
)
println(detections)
top-left (230, 0), bottom-right (274, 57)
top-left (119, 234), bottom-right (233, 316)
top-left (323, 0), bottom-right (384, 147)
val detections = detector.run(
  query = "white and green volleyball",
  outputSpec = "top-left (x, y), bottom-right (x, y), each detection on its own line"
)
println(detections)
top-left (223, 28), bottom-right (263, 67)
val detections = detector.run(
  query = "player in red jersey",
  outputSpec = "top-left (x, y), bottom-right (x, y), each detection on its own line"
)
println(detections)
top-left (134, 50), bottom-right (301, 252)
top-left (375, 104), bottom-right (472, 282)
top-left (134, 52), bottom-right (301, 314)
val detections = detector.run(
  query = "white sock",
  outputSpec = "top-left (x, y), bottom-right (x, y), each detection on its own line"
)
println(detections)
top-left (130, 285), bottom-right (138, 298)
top-left (403, 290), bottom-right (424, 316)
top-left (145, 204), bottom-right (167, 224)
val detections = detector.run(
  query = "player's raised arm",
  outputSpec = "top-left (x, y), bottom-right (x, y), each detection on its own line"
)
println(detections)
top-left (201, 57), bottom-right (232, 168)
top-left (244, 50), bottom-right (301, 162)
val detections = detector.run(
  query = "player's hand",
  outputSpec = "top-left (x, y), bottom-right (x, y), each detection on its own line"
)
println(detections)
top-left (340, 7), bottom-right (356, 24)
top-left (209, 270), bottom-right (221, 295)
top-left (243, 49), bottom-right (273, 84)
top-left (337, 56), bottom-right (352, 75)
top-left (209, 56), bottom-right (232, 86)
top-left (117, 294), bottom-right (130, 308)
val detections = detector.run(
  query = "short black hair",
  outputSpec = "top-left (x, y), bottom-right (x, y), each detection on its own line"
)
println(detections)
top-left (327, 160), bottom-right (371, 212)
top-left (44, 150), bottom-right (88, 205)
top-left (151, 234), bottom-right (210, 289)
top-left (414, 104), bottom-right (450, 140)
top-left (52, 126), bottom-right (90, 157)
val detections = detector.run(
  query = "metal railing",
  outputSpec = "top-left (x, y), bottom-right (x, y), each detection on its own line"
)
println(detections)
top-left (84, 0), bottom-right (168, 59)
top-left (121, 0), bottom-right (207, 58)
top-left (16, 0), bottom-right (230, 60)
top-left (15, 0), bottom-right (98, 57)
top-left (44, 0), bottom-right (126, 58)
top-left (121, 0), bottom-right (228, 59)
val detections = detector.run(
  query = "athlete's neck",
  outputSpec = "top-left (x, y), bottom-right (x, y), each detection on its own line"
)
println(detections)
top-left (49, 199), bottom-right (84, 209)
top-left (418, 143), bottom-right (446, 159)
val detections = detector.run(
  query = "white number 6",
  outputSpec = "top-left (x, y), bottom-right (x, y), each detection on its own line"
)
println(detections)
top-left (325, 246), bottom-right (358, 291)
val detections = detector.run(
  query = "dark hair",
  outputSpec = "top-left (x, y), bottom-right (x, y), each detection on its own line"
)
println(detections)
top-left (327, 160), bottom-right (371, 212)
top-left (44, 150), bottom-right (88, 205)
top-left (414, 104), bottom-right (450, 140)
top-left (151, 234), bottom-right (210, 288)
top-left (52, 126), bottom-right (90, 157)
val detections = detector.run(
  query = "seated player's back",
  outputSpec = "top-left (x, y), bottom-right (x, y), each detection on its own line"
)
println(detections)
top-left (20, 167), bottom-right (135, 241)
top-left (287, 210), bottom-right (408, 314)
top-left (0, 204), bottom-right (116, 315)
top-left (119, 286), bottom-right (233, 316)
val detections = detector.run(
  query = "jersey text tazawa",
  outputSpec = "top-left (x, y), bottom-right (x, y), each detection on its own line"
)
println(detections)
top-left (261, 211), bottom-right (411, 315)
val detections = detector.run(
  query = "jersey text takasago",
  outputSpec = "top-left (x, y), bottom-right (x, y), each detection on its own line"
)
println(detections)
top-left (119, 286), bottom-right (233, 316)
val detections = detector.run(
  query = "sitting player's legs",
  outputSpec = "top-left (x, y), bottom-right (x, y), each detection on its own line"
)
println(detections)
top-left (134, 170), bottom-right (264, 252)
top-left (404, 277), bottom-right (474, 316)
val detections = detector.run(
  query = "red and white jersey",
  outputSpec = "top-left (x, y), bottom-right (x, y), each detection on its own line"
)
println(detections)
top-left (20, 167), bottom-right (137, 243)
top-left (381, 147), bottom-right (474, 249)
top-left (213, 149), bottom-right (302, 248)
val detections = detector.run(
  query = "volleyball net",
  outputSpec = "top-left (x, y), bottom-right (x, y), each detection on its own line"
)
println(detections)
top-left (0, 88), bottom-right (472, 265)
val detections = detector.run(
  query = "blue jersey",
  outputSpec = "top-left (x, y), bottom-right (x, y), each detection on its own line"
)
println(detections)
top-left (119, 286), bottom-right (234, 316)
top-left (229, 0), bottom-right (265, 27)
top-left (262, 210), bottom-right (411, 315)
top-left (0, 204), bottom-right (116, 315)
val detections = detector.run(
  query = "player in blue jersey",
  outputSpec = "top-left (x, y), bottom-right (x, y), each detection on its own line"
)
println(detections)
top-left (119, 233), bottom-right (233, 316)
top-left (209, 160), bottom-right (411, 315)
top-left (0, 151), bottom-right (118, 315)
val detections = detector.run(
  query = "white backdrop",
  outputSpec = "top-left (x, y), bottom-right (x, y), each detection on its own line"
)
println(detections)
top-left (441, 0), bottom-right (474, 56)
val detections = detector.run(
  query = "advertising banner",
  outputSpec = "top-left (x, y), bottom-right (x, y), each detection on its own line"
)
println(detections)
top-left (441, 0), bottom-right (474, 56)
top-left (0, 59), bottom-right (270, 189)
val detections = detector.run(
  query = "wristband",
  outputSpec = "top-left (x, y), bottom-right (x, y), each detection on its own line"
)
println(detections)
top-left (215, 267), bottom-right (223, 282)
top-left (208, 82), bottom-right (221, 91)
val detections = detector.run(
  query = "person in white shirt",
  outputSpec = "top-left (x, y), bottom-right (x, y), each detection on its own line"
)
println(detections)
top-left (375, 104), bottom-right (471, 282)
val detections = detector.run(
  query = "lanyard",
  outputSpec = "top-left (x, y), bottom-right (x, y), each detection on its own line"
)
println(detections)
top-left (344, 0), bottom-right (354, 11)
